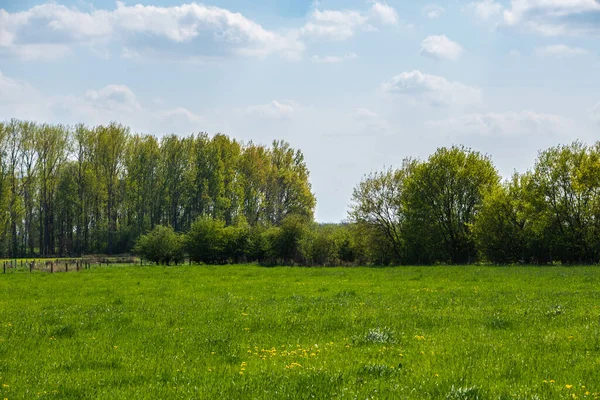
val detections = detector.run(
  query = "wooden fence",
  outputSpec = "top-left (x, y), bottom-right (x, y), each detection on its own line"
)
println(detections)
top-left (1, 256), bottom-right (138, 274)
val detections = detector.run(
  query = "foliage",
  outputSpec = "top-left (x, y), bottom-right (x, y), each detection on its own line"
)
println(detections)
top-left (133, 225), bottom-right (184, 265)
top-left (0, 119), bottom-right (315, 257)
top-left (185, 217), bottom-right (228, 264)
top-left (349, 163), bottom-right (414, 264)
top-left (403, 146), bottom-right (500, 264)
top-left (473, 174), bottom-right (530, 264)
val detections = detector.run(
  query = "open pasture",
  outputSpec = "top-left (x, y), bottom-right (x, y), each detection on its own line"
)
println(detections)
top-left (1, 265), bottom-right (600, 399)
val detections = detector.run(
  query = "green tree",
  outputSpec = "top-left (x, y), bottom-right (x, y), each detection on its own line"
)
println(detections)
top-left (265, 140), bottom-right (315, 224)
top-left (35, 123), bottom-right (70, 255)
top-left (349, 163), bottom-right (414, 263)
top-left (473, 174), bottom-right (530, 264)
top-left (134, 225), bottom-right (184, 265)
top-left (264, 214), bottom-right (309, 265)
top-left (185, 217), bottom-right (227, 264)
top-left (528, 142), bottom-right (600, 263)
top-left (404, 146), bottom-right (500, 264)
top-left (124, 134), bottom-right (160, 239)
top-left (95, 123), bottom-right (128, 254)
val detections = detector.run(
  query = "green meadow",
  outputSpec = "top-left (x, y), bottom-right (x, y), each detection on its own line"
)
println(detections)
top-left (1, 265), bottom-right (600, 399)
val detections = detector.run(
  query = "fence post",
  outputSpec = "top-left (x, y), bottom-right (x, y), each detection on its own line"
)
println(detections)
top-left (3, 262), bottom-right (5, 274)
top-left (29, 261), bottom-right (32, 273)
top-left (51, 262), bottom-right (54, 273)
top-left (65, 261), bottom-right (68, 273)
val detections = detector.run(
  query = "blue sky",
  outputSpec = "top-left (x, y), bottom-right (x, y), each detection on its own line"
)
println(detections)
top-left (1, 0), bottom-right (599, 222)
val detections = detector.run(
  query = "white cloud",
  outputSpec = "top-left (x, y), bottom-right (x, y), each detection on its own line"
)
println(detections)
top-left (420, 35), bottom-right (464, 61)
top-left (467, 0), bottom-right (503, 21)
top-left (468, 0), bottom-right (600, 36)
top-left (423, 4), bottom-right (445, 19)
top-left (381, 70), bottom-right (482, 107)
top-left (156, 107), bottom-right (205, 134)
top-left (301, 2), bottom-right (398, 40)
top-left (301, 9), bottom-right (368, 40)
top-left (83, 85), bottom-right (141, 113)
top-left (509, 49), bottom-right (522, 56)
top-left (0, 70), bottom-right (203, 134)
top-left (369, 2), bottom-right (399, 25)
top-left (0, 70), bottom-right (49, 120)
top-left (534, 44), bottom-right (590, 56)
top-left (0, 2), bottom-right (304, 61)
top-left (245, 100), bottom-right (299, 119)
top-left (426, 111), bottom-right (572, 136)
top-left (311, 52), bottom-right (358, 64)
top-left (503, 0), bottom-right (600, 36)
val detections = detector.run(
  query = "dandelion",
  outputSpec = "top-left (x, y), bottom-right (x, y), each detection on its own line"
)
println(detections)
top-left (434, 373), bottom-right (439, 377)
top-left (566, 385), bottom-right (573, 389)
top-left (2, 384), bottom-right (8, 388)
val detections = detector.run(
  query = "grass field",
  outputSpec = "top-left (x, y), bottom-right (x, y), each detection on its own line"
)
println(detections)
top-left (1, 265), bottom-right (600, 399)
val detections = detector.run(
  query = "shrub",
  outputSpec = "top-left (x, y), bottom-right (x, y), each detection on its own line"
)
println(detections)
top-left (185, 217), bottom-right (227, 264)
top-left (134, 225), bottom-right (184, 265)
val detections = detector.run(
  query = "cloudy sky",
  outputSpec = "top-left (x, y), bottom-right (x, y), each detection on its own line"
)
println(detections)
top-left (1, 0), bottom-right (599, 222)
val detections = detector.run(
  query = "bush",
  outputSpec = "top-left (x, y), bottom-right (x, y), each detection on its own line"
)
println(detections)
top-left (185, 217), bottom-right (227, 264)
top-left (185, 217), bottom-right (250, 264)
top-left (134, 225), bottom-right (184, 265)
top-left (259, 215), bottom-right (309, 265)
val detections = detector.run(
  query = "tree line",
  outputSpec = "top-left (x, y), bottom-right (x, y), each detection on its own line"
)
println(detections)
top-left (0, 119), bottom-right (315, 257)
top-left (137, 140), bottom-right (600, 267)
top-left (3, 118), bottom-right (599, 266)
top-left (350, 142), bottom-right (600, 265)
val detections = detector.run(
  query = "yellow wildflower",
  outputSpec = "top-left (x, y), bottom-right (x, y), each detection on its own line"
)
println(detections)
top-left (566, 385), bottom-right (573, 389)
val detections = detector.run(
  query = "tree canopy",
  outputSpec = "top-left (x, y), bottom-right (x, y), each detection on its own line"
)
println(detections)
top-left (0, 119), bottom-right (315, 257)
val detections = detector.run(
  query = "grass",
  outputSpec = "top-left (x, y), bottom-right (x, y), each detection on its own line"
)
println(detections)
top-left (1, 265), bottom-right (600, 399)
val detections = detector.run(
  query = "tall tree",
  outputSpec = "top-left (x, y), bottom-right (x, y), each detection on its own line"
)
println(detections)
top-left (20, 121), bottom-right (39, 256)
top-left (35, 124), bottom-right (69, 255)
top-left (265, 140), bottom-right (315, 224)
top-left (124, 134), bottom-right (160, 237)
top-left (95, 123), bottom-right (128, 254)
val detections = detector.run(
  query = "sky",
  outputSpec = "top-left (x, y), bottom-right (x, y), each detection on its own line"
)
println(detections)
top-left (1, 0), bottom-right (599, 222)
